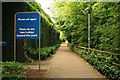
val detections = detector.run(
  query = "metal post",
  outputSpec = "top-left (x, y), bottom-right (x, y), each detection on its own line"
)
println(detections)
top-left (14, 15), bottom-right (16, 62)
top-left (88, 14), bottom-right (90, 48)
top-left (39, 16), bottom-right (41, 71)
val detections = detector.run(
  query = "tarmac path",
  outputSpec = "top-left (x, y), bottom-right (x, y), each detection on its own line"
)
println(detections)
top-left (46, 43), bottom-right (106, 79)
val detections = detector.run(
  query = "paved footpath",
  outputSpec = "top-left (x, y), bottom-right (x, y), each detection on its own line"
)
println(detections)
top-left (46, 43), bottom-right (106, 78)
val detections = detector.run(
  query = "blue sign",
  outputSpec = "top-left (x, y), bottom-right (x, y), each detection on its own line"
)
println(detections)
top-left (15, 12), bottom-right (40, 39)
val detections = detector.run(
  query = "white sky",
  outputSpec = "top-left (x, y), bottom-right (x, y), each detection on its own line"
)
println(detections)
top-left (35, 0), bottom-right (53, 17)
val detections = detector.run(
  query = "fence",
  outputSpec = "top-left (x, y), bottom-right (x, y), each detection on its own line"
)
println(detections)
top-left (69, 44), bottom-right (120, 79)
top-left (72, 45), bottom-right (120, 67)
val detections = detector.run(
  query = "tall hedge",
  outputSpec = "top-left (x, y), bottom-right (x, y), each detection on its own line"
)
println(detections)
top-left (51, 2), bottom-right (120, 54)
top-left (91, 2), bottom-right (120, 53)
top-left (2, 2), bottom-right (60, 61)
top-left (26, 2), bottom-right (60, 48)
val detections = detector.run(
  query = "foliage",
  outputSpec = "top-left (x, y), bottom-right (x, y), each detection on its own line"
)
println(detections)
top-left (40, 44), bottom-right (60, 59)
top-left (26, 2), bottom-right (60, 48)
top-left (51, 2), bottom-right (93, 46)
top-left (68, 43), bottom-right (120, 80)
top-left (91, 2), bottom-right (119, 53)
top-left (2, 61), bottom-right (28, 80)
top-left (24, 43), bottom-right (60, 60)
top-left (51, 2), bottom-right (120, 54)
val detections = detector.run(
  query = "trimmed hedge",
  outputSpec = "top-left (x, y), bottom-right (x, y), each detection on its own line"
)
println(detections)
top-left (23, 2), bottom-right (61, 60)
top-left (26, 2), bottom-right (60, 48)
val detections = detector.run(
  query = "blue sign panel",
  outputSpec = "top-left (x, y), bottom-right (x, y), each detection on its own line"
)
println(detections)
top-left (15, 12), bottom-right (39, 39)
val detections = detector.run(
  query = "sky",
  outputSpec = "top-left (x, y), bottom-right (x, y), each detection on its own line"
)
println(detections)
top-left (35, 0), bottom-right (53, 17)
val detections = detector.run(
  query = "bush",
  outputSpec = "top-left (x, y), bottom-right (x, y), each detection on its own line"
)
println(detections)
top-left (26, 44), bottom-right (60, 60)
top-left (2, 61), bottom-right (28, 80)
top-left (40, 44), bottom-right (60, 60)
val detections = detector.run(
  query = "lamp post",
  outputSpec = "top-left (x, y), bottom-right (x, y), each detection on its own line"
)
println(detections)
top-left (86, 7), bottom-right (92, 48)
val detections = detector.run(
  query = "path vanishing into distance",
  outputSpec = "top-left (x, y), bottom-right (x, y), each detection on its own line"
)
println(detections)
top-left (46, 43), bottom-right (106, 79)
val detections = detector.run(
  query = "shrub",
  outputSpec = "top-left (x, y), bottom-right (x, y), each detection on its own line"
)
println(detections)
top-left (25, 44), bottom-right (60, 60)
top-left (2, 61), bottom-right (28, 80)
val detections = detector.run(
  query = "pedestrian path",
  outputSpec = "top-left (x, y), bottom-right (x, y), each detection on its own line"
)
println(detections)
top-left (46, 43), bottom-right (106, 78)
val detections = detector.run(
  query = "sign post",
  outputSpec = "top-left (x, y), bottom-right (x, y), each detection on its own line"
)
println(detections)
top-left (14, 12), bottom-right (40, 70)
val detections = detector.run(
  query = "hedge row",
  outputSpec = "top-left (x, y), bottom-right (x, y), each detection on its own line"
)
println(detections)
top-left (2, 2), bottom-right (60, 61)
top-left (26, 2), bottom-right (60, 48)
top-left (24, 2), bottom-right (60, 60)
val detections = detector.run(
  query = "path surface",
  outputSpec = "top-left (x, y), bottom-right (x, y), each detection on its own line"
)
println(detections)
top-left (47, 43), bottom-right (106, 78)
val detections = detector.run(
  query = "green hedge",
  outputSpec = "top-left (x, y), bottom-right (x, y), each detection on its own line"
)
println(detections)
top-left (2, 2), bottom-right (60, 61)
top-left (53, 2), bottom-right (120, 54)
top-left (22, 1), bottom-right (60, 60)
top-left (25, 2), bottom-right (60, 47)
